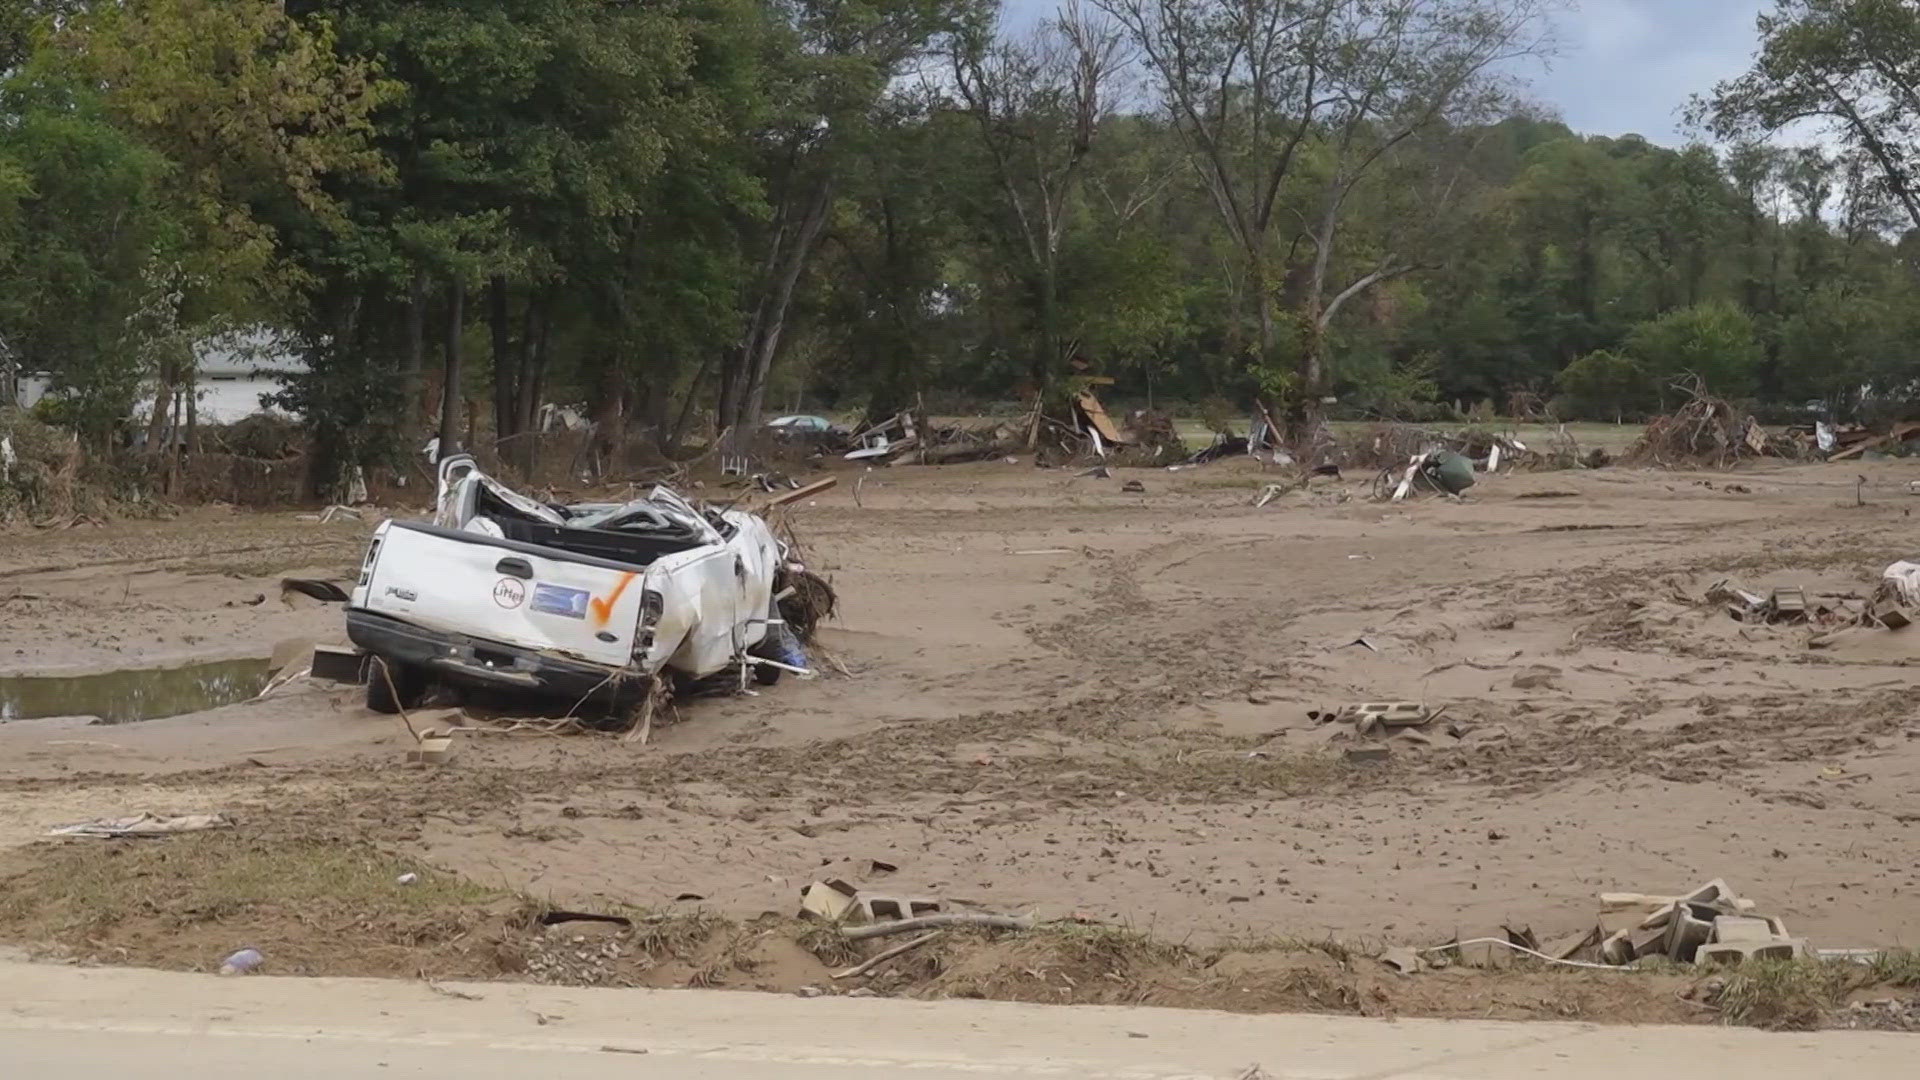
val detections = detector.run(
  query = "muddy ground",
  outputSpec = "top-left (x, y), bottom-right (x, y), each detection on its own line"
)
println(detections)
top-left (1, 456), bottom-right (1918, 1027)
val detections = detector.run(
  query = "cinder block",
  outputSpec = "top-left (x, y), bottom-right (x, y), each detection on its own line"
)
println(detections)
top-left (1694, 939), bottom-right (1810, 966)
top-left (1665, 906), bottom-right (1716, 961)
top-left (1712, 916), bottom-right (1775, 944)
top-left (1627, 924), bottom-right (1669, 959)
top-left (856, 896), bottom-right (941, 921)
top-left (311, 644), bottom-right (367, 685)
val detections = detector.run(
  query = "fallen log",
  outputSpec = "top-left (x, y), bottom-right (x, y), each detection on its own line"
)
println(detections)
top-left (840, 913), bottom-right (1035, 941)
top-left (831, 930), bottom-right (944, 979)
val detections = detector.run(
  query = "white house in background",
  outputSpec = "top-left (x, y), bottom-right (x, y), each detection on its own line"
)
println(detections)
top-left (172, 329), bottom-right (306, 424)
top-left (7, 329), bottom-right (307, 423)
top-left (9, 328), bottom-right (305, 427)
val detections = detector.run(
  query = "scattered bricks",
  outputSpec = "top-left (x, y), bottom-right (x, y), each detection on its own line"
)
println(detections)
top-left (1344, 746), bottom-right (1391, 764)
top-left (1712, 916), bottom-right (1775, 944)
top-left (1695, 939), bottom-right (1811, 967)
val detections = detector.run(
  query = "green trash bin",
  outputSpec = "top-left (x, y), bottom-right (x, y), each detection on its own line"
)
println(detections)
top-left (1425, 450), bottom-right (1476, 495)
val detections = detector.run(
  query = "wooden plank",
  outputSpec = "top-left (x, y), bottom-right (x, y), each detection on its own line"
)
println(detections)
top-left (765, 477), bottom-right (837, 508)
top-left (1074, 390), bottom-right (1131, 446)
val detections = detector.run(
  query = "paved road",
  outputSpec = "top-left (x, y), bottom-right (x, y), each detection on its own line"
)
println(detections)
top-left (0, 961), bottom-right (1909, 1078)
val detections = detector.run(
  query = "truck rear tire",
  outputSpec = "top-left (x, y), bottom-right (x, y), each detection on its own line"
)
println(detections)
top-left (366, 657), bottom-right (427, 714)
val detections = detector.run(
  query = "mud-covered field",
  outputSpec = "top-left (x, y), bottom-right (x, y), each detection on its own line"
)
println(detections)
top-left (2, 457), bottom-right (1917, 1025)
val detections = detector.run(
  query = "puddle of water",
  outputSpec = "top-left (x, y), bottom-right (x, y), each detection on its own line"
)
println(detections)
top-left (0, 658), bottom-right (272, 724)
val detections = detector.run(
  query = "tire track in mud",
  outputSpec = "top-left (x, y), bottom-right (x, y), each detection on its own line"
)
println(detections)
top-left (3, 536), bottom-right (362, 579)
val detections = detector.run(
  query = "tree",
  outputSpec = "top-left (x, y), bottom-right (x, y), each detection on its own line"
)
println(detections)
top-left (1556, 349), bottom-right (1655, 421)
top-left (1090, 0), bottom-right (1550, 423)
top-left (948, 2), bottom-right (1127, 392)
top-left (1700, 0), bottom-right (1920, 232)
top-left (1625, 300), bottom-right (1763, 400)
top-left (0, 77), bottom-right (178, 442)
top-left (45, 0), bottom-right (391, 457)
top-left (714, 0), bottom-right (978, 444)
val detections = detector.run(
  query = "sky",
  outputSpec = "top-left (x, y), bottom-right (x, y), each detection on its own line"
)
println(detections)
top-left (1005, 0), bottom-right (1774, 147)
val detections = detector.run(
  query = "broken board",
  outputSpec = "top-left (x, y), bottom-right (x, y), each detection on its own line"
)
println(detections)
top-left (1073, 391), bottom-right (1131, 447)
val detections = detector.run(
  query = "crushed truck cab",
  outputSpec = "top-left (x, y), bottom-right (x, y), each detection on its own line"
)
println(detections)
top-left (346, 456), bottom-right (791, 715)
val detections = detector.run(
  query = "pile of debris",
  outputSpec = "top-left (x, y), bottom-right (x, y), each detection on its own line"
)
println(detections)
top-left (838, 388), bottom-right (1184, 469)
top-left (1346, 424), bottom-right (1550, 474)
top-left (1311, 700), bottom-right (1469, 762)
top-left (1626, 388), bottom-right (1809, 468)
top-left (1582, 879), bottom-right (1807, 967)
top-left (1703, 580), bottom-right (1836, 626)
top-left (1870, 560), bottom-right (1919, 630)
top-left (798, 877), bottom-right (1034, 981)
top-left (1820, 421), bottom-right (1920, 461)
top-left (1704, 562), bottom-right (1919, 638)
top-left (1376, 448), bottom-right (1478, 501)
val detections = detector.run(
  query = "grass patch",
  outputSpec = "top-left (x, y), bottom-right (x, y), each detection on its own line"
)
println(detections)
top-left (0, 833), bottom-right (508, 977)
top-left (1870, 949), bottom-right (1920, 987)
top-left (796, 919), bottom-right (862, 968)
top-left (1708, 960), bottom-right (1861, 1031)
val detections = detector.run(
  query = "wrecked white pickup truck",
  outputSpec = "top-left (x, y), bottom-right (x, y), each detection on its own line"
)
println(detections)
top-left (346, 456), bottom-right (808, 719)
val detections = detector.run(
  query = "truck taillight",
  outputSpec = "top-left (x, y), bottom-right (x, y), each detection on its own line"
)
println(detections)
top-left (357, 538), bottom-right (380, 587)
top-left (640, 588), bottom-right (664, 627)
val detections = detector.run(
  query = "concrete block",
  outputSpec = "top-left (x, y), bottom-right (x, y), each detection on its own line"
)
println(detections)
top-left (1665, 906), bottom-right (1715, 961)
top-left (311, 644), bottom-right (367, 685)
top-left (1873, 596), bottom-right (1913, 630)
top-left (1695, 939), bottom-right (1811, 966)
top-left (405, 731), bottom-right (456, 766)
top-left (1343, 746), bottom-right (1391, 764)
top-left (1712, 916), bottom-right (1775, 944)
top-left (1600, 929), bottom-right (1633, 966)
top-left (1679, 879), bottom-right (1740, 909)
top-left (1638, 903), bottom-right (1678, 931)
top-left (856, 895), bottom-right (941, 921)
top-left (799, 880), bottom-right (858, 922)
top-left (1627, 924), bottom-right (1669, 959)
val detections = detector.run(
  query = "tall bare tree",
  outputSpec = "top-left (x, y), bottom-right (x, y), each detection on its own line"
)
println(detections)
top-left (949, 2), bottom-right (1130, 390)
top-left (716, 0), bottom-right (976, 445)
top-left (1089, 0), bottom-right (1550, 417)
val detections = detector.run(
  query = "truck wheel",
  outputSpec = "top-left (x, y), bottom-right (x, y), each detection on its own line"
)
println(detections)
top-left (366, 657), bottom-right (426, 714)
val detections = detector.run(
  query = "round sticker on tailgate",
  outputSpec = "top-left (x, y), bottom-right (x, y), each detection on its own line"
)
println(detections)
top-left (493, 578), bottom-right (527, 608)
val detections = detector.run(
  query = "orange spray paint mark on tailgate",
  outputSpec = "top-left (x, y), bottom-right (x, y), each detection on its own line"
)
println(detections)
top-left (590, 572), bottom-right (639, 627)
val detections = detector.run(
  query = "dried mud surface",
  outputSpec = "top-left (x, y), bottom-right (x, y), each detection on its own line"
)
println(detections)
top-left (1, 459), bottom-right (1918, 1023)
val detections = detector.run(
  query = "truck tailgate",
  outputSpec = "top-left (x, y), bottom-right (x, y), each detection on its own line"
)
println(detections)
top-left (357, 522), bottom-right (644, 668)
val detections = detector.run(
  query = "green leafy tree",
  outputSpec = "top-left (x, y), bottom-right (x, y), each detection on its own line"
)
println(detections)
top-left (1700, 0), bottom-right (1920, 232)
top-left (1625, 300), bottom-right (1763, 400)
top-left (1556, 349), bottom-right (1656, 421)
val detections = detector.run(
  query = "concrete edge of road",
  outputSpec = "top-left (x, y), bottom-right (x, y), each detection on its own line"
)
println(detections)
top-left (0, 961), bottom-right (1910, 1079)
